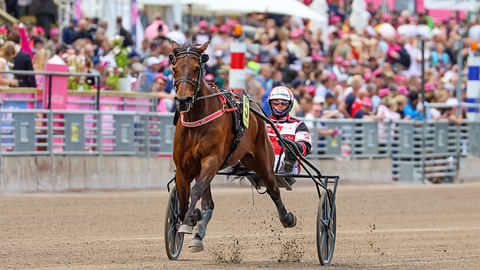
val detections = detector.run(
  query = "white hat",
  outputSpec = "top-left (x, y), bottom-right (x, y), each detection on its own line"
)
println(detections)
top-left (146, 56), bottom-right (161, 66)
top-left (313, 96), bottom-right (325, 104)
top-left (214, 50), bottom-right (223, 58)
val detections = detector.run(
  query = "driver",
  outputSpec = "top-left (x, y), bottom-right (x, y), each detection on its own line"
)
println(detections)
top-left (267, 86), bottom-right (312, 173)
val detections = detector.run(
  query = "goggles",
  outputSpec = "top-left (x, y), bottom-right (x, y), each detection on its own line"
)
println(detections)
top-left (271, 100), bottom-right (290, 105)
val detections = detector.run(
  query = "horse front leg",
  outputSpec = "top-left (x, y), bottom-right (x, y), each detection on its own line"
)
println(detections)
top-left (175, 171), bottom-right (191, 223)
top-left (178, 156), bottom-right (219, 234)
top-left (188, 186), bottom-right (214, 252)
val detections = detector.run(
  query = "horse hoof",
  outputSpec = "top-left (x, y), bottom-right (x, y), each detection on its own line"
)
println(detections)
top-left (188, 237), bottom-right (204, 252)
top-left (178, 224), bottom-right (193, 234)
top-left (281, 212), bottom-right (297, 228)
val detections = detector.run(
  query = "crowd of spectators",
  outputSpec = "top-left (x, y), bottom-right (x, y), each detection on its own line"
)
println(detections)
top-left (0, 0), bottom-right (476, 122)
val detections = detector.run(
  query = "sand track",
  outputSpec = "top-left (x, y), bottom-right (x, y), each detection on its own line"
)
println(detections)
top-left (1, 183), bottom-right (480, 269)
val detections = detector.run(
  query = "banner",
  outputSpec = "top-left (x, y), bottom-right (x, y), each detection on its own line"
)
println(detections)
top-left (43, 64), bottom-right (68, 110)
top-left (424, 0), bottom-right (477, 11)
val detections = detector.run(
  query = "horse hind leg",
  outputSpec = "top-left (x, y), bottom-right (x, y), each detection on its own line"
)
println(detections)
top-left (188, 186), bottom-right (214, 252)
top-left (268, 184), bottom-right (296, 228)
top-left (251, 139), bottom-right (296, 228)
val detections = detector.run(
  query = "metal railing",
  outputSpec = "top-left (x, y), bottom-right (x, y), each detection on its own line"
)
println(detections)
top-left (0, 69), bottom-right (162, 112)
top-left (0, 69), bottom-right (102, 110)
top-left (1, 109), bottom-right (479, 182)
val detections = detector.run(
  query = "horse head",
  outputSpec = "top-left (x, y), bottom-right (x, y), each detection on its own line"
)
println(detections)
top-left (170, 41), bottom-right (210, 113)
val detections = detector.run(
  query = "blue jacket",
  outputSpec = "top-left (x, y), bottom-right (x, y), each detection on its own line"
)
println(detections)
top-left (62, 27), bottom-right (75, 45)
top-left (403, 104), bottom-right (423, 120)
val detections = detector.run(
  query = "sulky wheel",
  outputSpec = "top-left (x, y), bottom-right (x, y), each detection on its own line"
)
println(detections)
top-left (316, 189), bottom-right (336, 265)
top-left (164, 185), bottom-right (184, 260)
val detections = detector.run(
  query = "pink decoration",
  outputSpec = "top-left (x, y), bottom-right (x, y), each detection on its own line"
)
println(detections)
top-left (18, 27), bottom-right (33, 58)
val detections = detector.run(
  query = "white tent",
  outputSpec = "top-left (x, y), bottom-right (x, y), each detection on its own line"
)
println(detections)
top-left (80, 0), bottom-right (131, 38)
top-left (349, 0), bottom-right (368, 34)
top-left (309, 0), bottom-right (328, 48)
top-left (206, 0), bottom-right (326, 22)
top-left (139, 0), bottom-right (224, 16)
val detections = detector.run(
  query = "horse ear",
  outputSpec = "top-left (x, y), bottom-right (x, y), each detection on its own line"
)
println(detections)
top-left (199, 41), bottom-right (210, 52)
top-left (171, 40), bottom-right (179, 50)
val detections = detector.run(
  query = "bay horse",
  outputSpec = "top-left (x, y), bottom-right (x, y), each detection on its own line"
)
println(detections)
top-left (171, 41), bottom-right (296, 252)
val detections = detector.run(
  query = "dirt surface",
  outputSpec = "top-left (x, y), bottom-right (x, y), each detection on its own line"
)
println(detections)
top-left (1, 183), bottom-right (480, 269)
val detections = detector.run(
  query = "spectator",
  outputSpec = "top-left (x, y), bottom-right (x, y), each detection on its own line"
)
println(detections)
top-left (215, 64), bottom-right (229, 89)
top-left (256, 64), bottom-right (273, 90)
top-left (7, 32), bottom-right (36, 87)
top-left (403, 91), bottom-right (423, 120)
top-left (166, 24), bottom-right (187, 45)
top-left (153, 73), bottom-right (175, 112)
top-left (210, 50), bottom-right (224, 78)
top-left (72, 19), bottom-right (92, 43)
top-left (305, 96), bottom-right (339, 137)
top-left (138, 56), bottom-right (161, 93)
top-left (325, 92), bottom-right (338, 110)
top-left (297, 95), bottom-right (313, 117)
top-left (339, 75), bottom-right (363, 118)
top-left (257, 32), bottom-right (279, 63)
top-left (116, 17), bottom-right (133, 47)
top-left (193, 20), bottom-right (211, 47)
top-left (354, 97), bottom-right (380, 119)
top-left (0, 41), bottom-right (18, 88)
top-left (29, 0), bottom-right (56, 39)
top-left (47, 43), bottom-right (68, 65)
top-left (431, 43), bottom-right (451, 69)
top-left (45, 28), bottom-right (60, 55)
top-left (210, 25), bottom-right (233, 65)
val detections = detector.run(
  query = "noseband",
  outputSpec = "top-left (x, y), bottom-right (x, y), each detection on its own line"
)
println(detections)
top-left (170, 48), bottom-right (209, 104)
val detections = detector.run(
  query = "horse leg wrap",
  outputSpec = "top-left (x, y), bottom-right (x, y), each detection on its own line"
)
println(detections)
top-left (189, 209), bottom-right (212, 252)
top-left (195, 209), bottom-right (213, 240)
top-left (188, 235), bottom-right (204, 252)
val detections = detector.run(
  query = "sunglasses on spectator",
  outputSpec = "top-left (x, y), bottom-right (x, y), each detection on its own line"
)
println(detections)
top-left (272, 100), bottom-right (289, 105)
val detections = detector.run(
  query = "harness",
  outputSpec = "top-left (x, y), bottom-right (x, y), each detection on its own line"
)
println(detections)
top-left (170, 46), bottom-right (247, 170)
top-left (179, 87), bottom-right (237, 127)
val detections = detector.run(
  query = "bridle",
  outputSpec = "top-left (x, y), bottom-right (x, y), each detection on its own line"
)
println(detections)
top-left (169, 47), bottom-right (209, 107)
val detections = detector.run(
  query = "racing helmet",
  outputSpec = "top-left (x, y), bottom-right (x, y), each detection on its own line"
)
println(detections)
top-left (268, 86), bottom-right (294, 118)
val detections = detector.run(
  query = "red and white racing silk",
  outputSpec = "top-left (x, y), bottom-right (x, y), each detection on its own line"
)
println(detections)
top-left (267, 115), bottom-right (312, 156)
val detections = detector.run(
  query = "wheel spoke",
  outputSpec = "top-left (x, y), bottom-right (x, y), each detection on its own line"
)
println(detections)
top-left (170, 198), bottom-right (178, 220)
top-left (325, 233), bottom-right (330, 255)
top-left (170, 233), bottom-right (176, 253)
top-left (168, 227), bottom-right (176, 253)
